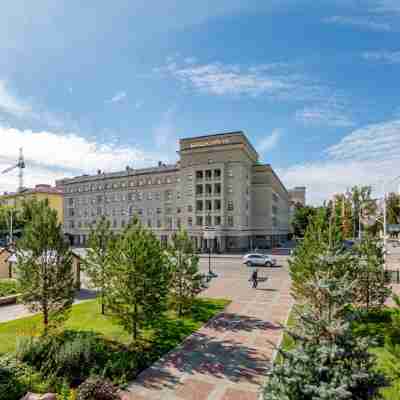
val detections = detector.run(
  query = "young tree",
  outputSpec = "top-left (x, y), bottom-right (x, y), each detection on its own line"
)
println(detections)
top-left (105, 218), bottom-right (170, 342)
top-left (352, 234), bottom-right (391, 310)
top-left (264, 277), bottom-right (387, 400)
top-left (84, 216), bottom-right (115, 315)
top-left (168, 230), bottom-right (201, 316)
top-left (291, 205), bottom-right (317, 238)
top-left (16, 200), bottom-right (75, 333)
top-left (290, 207), bottom-right (343, 303)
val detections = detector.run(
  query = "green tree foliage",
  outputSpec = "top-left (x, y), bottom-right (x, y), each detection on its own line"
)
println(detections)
top-left (84, 216), bottom-right (115, 314)
top-left (291, 205), bottom-right (318, 238)
top-left (105, 218), bottom-right (170, 342)
top-left (386, 192), bottom-right (400, 225)
top-left (351, 235), bottom-right (391, 310)
top-left (168, 230), bottom-right (201, 316)
top-left (290, 207), bottom-right (343, 303)
top-left (16, 200), bottom-right (75, 333)
top-left (264, 278), bottom-right (387, 400)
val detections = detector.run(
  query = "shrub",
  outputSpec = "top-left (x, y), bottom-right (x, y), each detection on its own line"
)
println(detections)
top-left (0, 355), bottom-right (27, 400)
top-left (76, 377), bottom-right (119, 400)
top-left (17, 331), bottom-right (109, 385)
top-left (0, 278), bottom-right (17, 297)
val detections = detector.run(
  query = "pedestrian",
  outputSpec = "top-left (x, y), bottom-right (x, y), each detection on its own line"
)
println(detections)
top-left (250, 268), bottom-right (258, 288)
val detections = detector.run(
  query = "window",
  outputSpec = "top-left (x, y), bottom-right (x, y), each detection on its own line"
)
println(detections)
top-left (196, 184), bottom-right (203, 195)
top-left (137, 209), bottom-right (143, 216)
top-left (196, 171), bottom-right (203, 180)
top-left (206, 200), bottom-right (212, 211)
top-left (128, 193), bottom-right (134, 201)
top-left (177, 191), bottom-right (181, 200)
top-left (214, 183), bottom-right (221, 195)
top-left (188, 217), bottom-right (193, 227)
top-left (156, 178), bottom-right (161, 184)
top-left (147, 208), bottom-right (153, 215)
top-left (165, 207), bottom-right (172, 215)
top-left (187, 205), bottom-right (193, 212)
top-left (205, 170), bottom-right (212, 180)
top-left (188, 174), bottom-right (193, 181)
top-left (78, 221), bottom-right (82, 228)
top-left (215, 216), bottom-right (221, 226)
top-left (177, 207), bottom-right (181, 214)
top-left (147, 219), bottom-right (152, 228)
top-left (156, 208), bottom-right (162, 214)
top-left (214, 169), bottom-right (221, 179)
top-left (157, 219), bottom-right (162, 228)
top-left (97, 207), bottom-right (102, 216)
top-left (227, 216), bottom-right (234, 227)
top-left (228, 169), bottom-right (233, 177)
top-left (165, 190), bottom-right (172, 201)
top-left (227, 201), bottom-right (234, 211)
top-left (129, 205), bottom-right (134, 215)
top-left (196, 216), bottom-right (203, 226)
top-left (196, 200), bottom-right (203, 211)
top-left (121, 220), bottom-right (126, 228)
top-left (68, 208), bottom-right (75, 217)
top-left (68, 198), bottom-right (74, 206)
top-left (155, 192), bottom-right (161, 200)
top-left (147, 192), bottom-right (152, 200)
top-left (205, 184), bottom-right (212, 196)
top-left (205, 214), bottom-right (212, 226)
top-left (214, 199), bottom-right (221, 211)
top-left (137, 192), bottom-right (142, 201)
top-left (166, 177), bottom-right (171, 184)
top-left (166, 217), bottom-right (173, 229)
top-left (69, 220), bottom-right (75, 229)
top-left (147, 179), bottom-right (152, 185)
top-left (113, 219), bottom-right (117, 228)
top-left (228, 185), bottom-right (233, 193)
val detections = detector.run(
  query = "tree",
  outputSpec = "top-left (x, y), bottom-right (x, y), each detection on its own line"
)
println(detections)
top-left (264, 277), bottom-right (387, 400)
top-left (105, 218), bottom-right (170, 342)
top-left (84, 216), bottom-right (115, 315)
top-left (16, 200), bottom-right (75, 333)
top-left (168, 230), bottom-right (201, 316)
top-left (351, 234), bottom-right (391, 310)
top-left (290, 207), bottom-right (343, 303)
top-left (291, 205), bottom-right (317, 238)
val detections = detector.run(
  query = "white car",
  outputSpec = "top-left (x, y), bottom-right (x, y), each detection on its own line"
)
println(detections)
top-left (243, 253), bottom-right (277, 267)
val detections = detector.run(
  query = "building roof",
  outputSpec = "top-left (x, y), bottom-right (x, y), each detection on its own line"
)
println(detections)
top-left (1, 184), bottom-right (63, 197)
top-left (56, 163), bottom-right (179, 185)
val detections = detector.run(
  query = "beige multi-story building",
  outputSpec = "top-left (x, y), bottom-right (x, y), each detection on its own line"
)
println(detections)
top-left (56, 131), bottom-right (302, 252)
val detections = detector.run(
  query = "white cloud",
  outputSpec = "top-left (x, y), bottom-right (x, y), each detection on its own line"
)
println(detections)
top-left (323, 16), bottom-right (392, 31)
top-left (362, 50), bottom-right (400, 63)
top-left (158, 60), bottom-right (325, 101)
top-left (108, 91), bottom-right (127, 103)
top-left (295, 105), bottom-right (355, 127)
top-left (0, 80), bottom-right (34, 118)
top-left (153, 108), bottom-right (178, 152)
top-left (258, 129), bottom-right (281, 154)
top-left (0, 126), bottom-right (169, 193)
top-left (279, 119), bottom-right (400, 205)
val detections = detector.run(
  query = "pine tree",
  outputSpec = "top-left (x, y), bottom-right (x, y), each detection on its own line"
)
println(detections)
top-left (290, 207), bottom-right (343, 303)
top-left (84, 216), bottom-right (115, 315)
top-left (352, 234), bottom-right (391, 310)
top-left (16, 200), bottom-right (75, 333)
top-left (105, 218), bottom-right (170, 342)
top-left (264, 277), bottom-right (387, 400)
top-left (168, 230), bottom-right (201, 316)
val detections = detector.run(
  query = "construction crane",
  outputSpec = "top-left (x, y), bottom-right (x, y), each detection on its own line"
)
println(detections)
top-left (1, 148), bottom-right (25, 192)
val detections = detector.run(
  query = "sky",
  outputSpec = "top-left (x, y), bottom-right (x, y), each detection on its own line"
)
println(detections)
top-left (0, 0), bottom-right (400, 204)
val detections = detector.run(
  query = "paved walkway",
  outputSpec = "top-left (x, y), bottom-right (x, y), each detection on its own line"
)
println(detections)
top-left (124, 259), bottom-right (293, 400)
top-left (0, 289), bottom-right (96, 323)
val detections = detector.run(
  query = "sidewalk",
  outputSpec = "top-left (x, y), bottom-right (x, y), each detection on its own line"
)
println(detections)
top-left (124, 264), bottom-right (293, 400)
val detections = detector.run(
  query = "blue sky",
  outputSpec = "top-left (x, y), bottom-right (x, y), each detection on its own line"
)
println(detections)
top-left (0, 0), bottom-right (400, 203)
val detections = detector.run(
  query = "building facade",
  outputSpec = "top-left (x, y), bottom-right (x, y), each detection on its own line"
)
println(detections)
top-left (0, 184), bottom-right (64, 224)
top-left (57, 131), bottom-right (300, 252)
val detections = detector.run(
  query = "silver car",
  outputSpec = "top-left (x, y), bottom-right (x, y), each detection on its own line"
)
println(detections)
top-left (243, 253), bottom-right (277, 267)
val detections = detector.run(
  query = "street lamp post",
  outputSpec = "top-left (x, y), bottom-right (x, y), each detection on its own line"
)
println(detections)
top-left (203, 218), bottom-right (217, 278)
top-left (382, 176), bottom-right (400, 270)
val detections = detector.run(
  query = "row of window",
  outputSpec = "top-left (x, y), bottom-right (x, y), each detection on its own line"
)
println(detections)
top-left (67, 190), bottom-right (179, 206)
top-left (64, 174), bottom-right (179, 194)
top-left (68, 215), bottom-right (234, 229)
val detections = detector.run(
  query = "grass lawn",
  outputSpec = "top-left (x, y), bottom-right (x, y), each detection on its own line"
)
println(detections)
top-left (0, 297), bottom-right (230, 355)
top-left (0, 279), bottom-right (18, 297)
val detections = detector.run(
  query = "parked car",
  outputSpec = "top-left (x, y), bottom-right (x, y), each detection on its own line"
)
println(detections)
top-left (243, 253), bottom-right (277, 267)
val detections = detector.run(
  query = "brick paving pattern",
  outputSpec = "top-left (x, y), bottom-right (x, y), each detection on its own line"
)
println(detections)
top-left (124, 257), bottom-right (293, 400)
